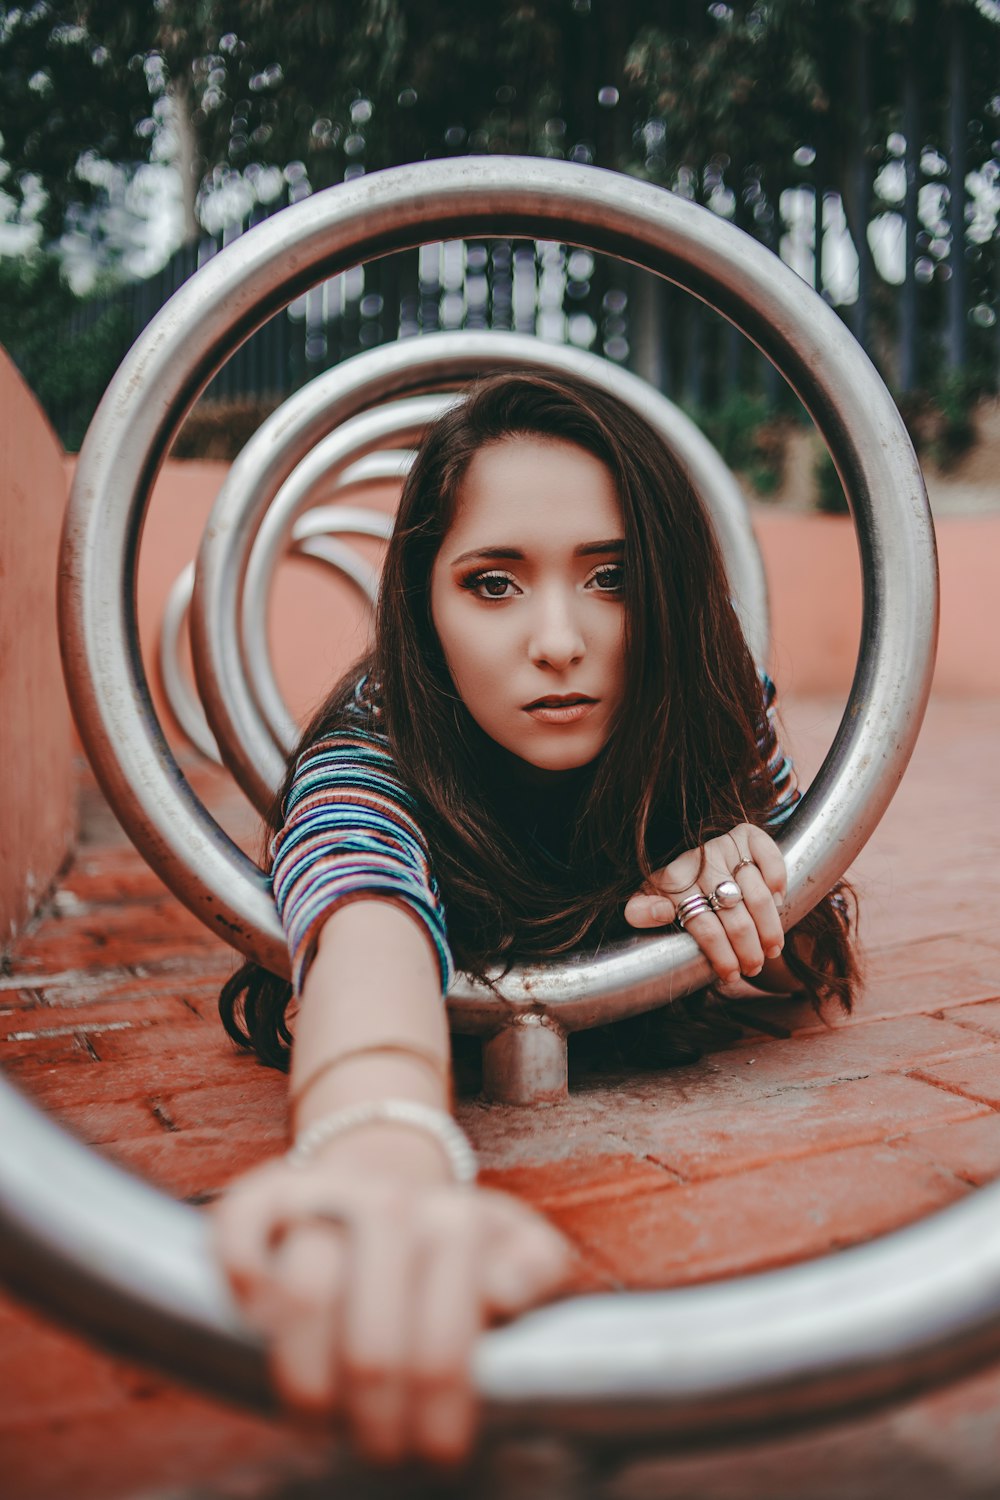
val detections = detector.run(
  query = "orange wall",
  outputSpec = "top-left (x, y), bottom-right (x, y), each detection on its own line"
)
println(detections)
top-left (0, 350), bottom-right (75, 948)
top-left (756, 509), bottom-right (999, 699)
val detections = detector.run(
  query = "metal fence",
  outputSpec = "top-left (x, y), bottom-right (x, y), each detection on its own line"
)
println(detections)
top-left (31, 170), bottom-right (1000, 455)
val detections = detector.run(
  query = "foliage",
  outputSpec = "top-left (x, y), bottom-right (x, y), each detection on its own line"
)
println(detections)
top-left (814, 449), bottom-right (850, 514)
top-left (0, 3), bottom-right (156, 241)
top-left (0, 253), bottom-right (130, 449)
top-left (169, 395), bottom-right (280, 460)
top-left (899, 369), bottom-right (987, 468)
top-left (698, 391), bottom-right (787, 495)
top-left (3, 3), bottom-right (998, 288)
top-left (2, 0), bottom-right (998, 481)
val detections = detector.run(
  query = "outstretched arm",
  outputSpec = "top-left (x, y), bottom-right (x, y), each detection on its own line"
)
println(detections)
top-left (213, 899), bottom-right (572, 1467)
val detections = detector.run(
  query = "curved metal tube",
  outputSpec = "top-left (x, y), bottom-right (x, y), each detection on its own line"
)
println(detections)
top-left (159, 564), bottom-right (223, 763)
top-left (61, 156), bottom-right (936, 1018)
top-left (158, 507), bottom-right (392, 763)
top-left (226, 338), bottom-right (768, 783)
top-left (4, 1068), bottom-right (1000, 1441)
top-left (240, 394), bottom-right (455, 767)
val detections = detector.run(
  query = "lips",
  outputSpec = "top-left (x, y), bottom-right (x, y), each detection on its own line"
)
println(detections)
top-left (523, 693), bottom-right (599, 726)
top-left (525, 694), bottom-right (596, 709)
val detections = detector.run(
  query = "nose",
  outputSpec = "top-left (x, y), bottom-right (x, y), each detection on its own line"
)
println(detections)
top-left (527, 587), bottom-right (586, 670)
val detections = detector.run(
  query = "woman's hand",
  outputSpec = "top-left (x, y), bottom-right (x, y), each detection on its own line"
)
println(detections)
top-left (623, 822), bottom-right (787, 985)
top-left (212, 1134), bottom-right (573, 1467)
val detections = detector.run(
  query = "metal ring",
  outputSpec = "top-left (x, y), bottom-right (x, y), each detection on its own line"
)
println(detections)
top-left (709, 879), bottom-right (744, 912)
top-left (239, 394), bottom-right (456, 765)
top-left (732, 856), bottom-right (757, 876)
top-left (156, 445), bottom-right (407, 762)
top-left (269, 1207), bottom-right (353, 1254)
top-left (61, 155), bottom-right (936, 1019)
top-left (207, 336), bottom-right (768, 796)
top-left (158, 506), bottom-right (390, 763)
top-left (675, 893), bottom-right (714, 929)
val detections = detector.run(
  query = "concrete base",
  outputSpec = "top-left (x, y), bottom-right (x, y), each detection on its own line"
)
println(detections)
top-left (481, 1015), bottom-right (569, 1105)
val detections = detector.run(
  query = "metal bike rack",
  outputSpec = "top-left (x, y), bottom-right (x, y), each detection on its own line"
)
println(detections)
top-left (15, 157), bottom-right (952, 1429)
top-left (159, 504), bottom-right (392, 764)
top-left (58, 158), bottom-right (936, 1098)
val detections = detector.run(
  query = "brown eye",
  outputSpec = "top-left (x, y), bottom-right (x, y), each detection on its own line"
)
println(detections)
top-left (589, 563), bottom-right (624, 592)
top-left (459, 569), bottom-right (521, 599)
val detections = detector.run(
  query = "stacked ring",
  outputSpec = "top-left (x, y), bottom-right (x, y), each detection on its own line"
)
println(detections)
top-left (675, 892), bottom-right (713, 929)
top-left (709, 879), bottom-right (744, 912)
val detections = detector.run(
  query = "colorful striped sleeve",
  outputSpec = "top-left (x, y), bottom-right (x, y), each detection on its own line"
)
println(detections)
top-left (269, 723), bottom-right (454, 998)
top-left (758, 671), bottom-right (801, 831)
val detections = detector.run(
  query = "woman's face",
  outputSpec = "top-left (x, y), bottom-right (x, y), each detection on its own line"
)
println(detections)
top-left (430, 435), bottom-right (627, 773)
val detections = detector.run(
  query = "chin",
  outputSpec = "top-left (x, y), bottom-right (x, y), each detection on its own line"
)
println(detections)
top-left (512, 736), bottom-right (607, 774)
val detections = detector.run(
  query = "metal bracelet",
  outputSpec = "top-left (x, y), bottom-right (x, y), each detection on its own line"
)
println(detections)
top-left (287, 1098), bottom-right (478, 1184)
top-left (289, 1041), bottom-right (449, 1115)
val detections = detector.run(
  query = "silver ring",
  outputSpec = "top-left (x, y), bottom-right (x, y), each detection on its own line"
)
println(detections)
top-left (675, 893), bottom-right (713, 929)
top-left (709, 879), bottom-right (745, 912)
top-left (269, 1207), bottom-right (352, 1253)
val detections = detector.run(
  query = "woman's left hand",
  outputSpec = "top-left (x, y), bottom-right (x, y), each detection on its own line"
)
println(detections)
top-left (623, 823), bottom-right (787, 985)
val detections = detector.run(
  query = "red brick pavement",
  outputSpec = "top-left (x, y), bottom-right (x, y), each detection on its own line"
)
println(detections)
top-left (3, 698), bottom-right (1000, 1498)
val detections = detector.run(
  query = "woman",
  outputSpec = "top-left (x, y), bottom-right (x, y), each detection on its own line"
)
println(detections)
top-left (214, 371), bottom-right (856, 1466)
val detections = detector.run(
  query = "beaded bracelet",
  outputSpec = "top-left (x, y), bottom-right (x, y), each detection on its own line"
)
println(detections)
top-left (287, 1098), bottom-right (478, 1185)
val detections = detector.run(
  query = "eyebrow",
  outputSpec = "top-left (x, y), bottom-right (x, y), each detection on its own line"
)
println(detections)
top-left (449, 539), bottom-right (625, 567)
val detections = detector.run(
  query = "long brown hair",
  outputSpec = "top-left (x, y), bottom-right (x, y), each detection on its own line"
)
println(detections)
top-left (221, 370), bottom-right (856, 1068)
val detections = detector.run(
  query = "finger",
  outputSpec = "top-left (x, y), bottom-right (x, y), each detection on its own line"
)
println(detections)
top-left (678, 907), bottom-right (741, 984)
top-left (342, 1200), bottom-right (416, 1465)
top-left (481, 1203), bottom-right (576, 1317)
top-left (623, 890), bottom-right (676, 928)
top-left (268, 1220), bottom-right (348, 1414)
top-left (410, 1205), bottom-right (481, 1466)
top-left (705, 839), bottom-right (788, 972)
top-left (710, 900), bottom-right (766, 977)
top-left (211, 1163), bottom-right (294, 1305)
top-left (736, 864), bottom-right (785, 960)
top-left (689, 845), bottom-right (765, 978)
top-left (625, 838), bottom-right (716, 927)
top-left (745, 825), bottom-right (788, 900)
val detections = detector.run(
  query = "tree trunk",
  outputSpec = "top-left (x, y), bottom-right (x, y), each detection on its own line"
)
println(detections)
top-left (847, 17), bottom-right (874, 353)
top-left (899, 13), bottom-right (921, 393)
top-left (628, 270), bottom-right (670, 394)
top-left (946, 1), bottom-right (968, 375)
top-left (813, 179), bottom-right (824, 297)
top-left (167, 79), bottom-right (201, 245)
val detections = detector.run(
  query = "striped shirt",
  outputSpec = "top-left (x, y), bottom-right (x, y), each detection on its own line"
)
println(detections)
top-left (269, 682), bottom-right (453, 998)
top-left (759, 672), bottom-right (799, 830)
top-left (270, 673), bottom-right (799, 996)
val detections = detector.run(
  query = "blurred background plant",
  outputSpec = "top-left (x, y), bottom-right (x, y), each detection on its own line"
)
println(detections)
top-left (1, 0), bottom-right (997, 488)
